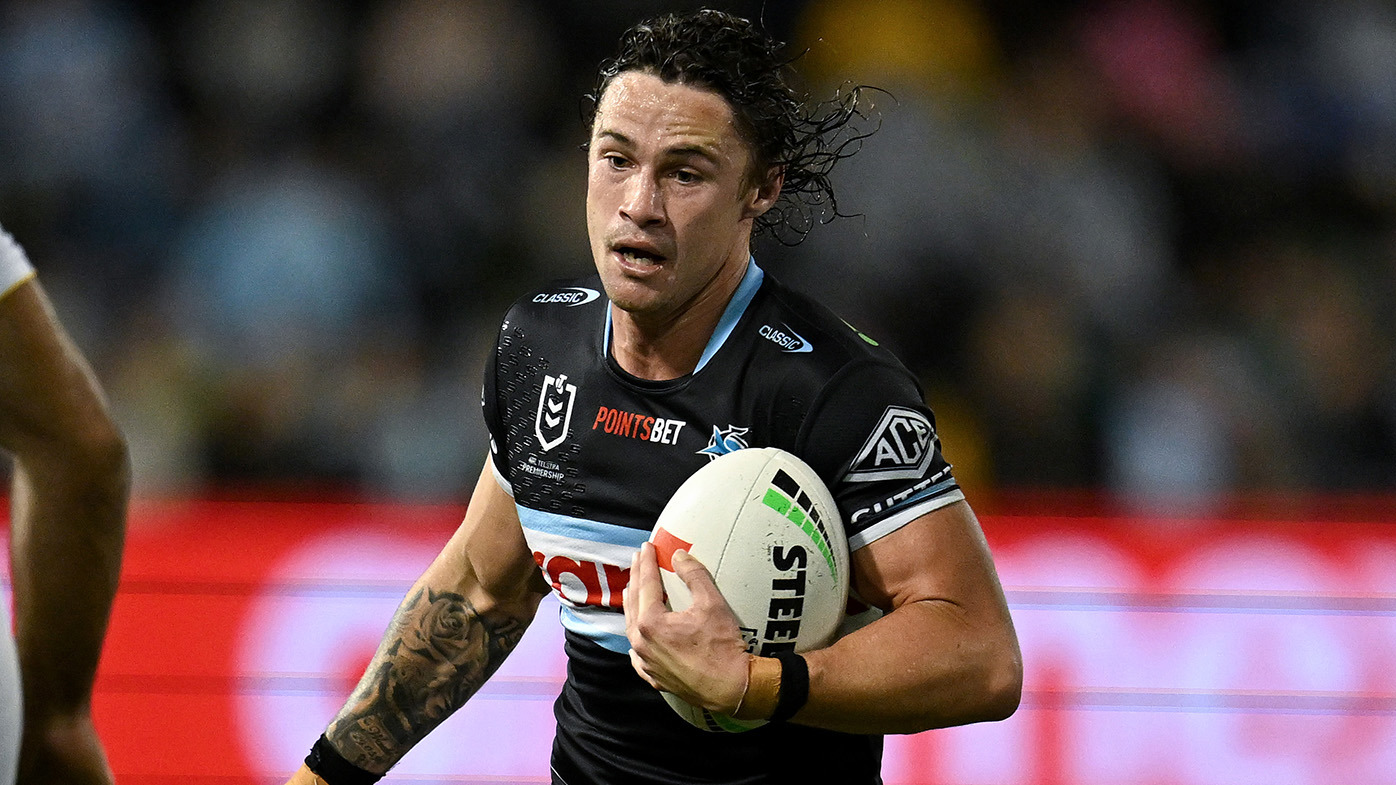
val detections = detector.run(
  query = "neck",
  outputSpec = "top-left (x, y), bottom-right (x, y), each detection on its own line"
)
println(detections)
top-left (609, 257), bottom-right (750, 381)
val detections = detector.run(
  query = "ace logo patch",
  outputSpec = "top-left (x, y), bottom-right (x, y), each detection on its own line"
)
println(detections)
top-left (535, 374), bottom-right (577, 451)
top-left (845, 405), bottom-right (935, 482)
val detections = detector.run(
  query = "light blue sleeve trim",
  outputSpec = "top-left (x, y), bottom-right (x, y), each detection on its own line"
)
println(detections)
top-left (847, 488), bottom-right (966, 551)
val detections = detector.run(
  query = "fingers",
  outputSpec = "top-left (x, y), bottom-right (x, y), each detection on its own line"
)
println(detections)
top-left (624, 545), bottom-right (752, 709)
top-left (632, 541), bottom-right (665, 615)
top-left (629, 646), bottom-right (659, 689)
top-left (623, 551), bottom-right (636, 628)
top-left (625, 543), bottom-right (660, 667)
top-left (624, 542), bottom-right (659, 633)
top-left (671, 549), bottom-right (727, 610)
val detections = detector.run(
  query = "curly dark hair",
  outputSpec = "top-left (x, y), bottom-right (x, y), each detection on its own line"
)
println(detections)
top-left (585, 9), bottom-right (879, 244)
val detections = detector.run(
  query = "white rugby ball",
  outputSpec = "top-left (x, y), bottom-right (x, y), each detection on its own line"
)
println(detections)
top-left (647, 447), bottom-right (850, 732)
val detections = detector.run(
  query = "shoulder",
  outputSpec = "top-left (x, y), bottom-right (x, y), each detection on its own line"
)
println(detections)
top-left (755, 283), bottom-right (961, 548)
top-left (484, 274), bottom-right (606, 401)
top-left (500, 275), bottom-right (607, 323)
top-left (751, 273), bottom-right (920, 400)
top-left (739, 274), bottom-right (929, 475)
top-left (493, 275), bottom-right (608, 347)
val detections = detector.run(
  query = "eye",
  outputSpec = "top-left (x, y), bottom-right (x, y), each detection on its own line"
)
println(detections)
top-left (602, 153), bottom-right (630, 170)
top-left (672, 169), bottom-right (701, 184)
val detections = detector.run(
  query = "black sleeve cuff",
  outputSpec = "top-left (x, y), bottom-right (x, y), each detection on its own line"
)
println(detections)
top-left (306, 734), bottom-right (383, 785)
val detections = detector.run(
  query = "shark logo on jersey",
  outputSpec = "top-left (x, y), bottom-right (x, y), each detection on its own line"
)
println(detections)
top-left (698, 424), bottom-right (749, 460)
top-left (759, 323), bottom-right (813, 353)
top-left (533, 287), bottom-right (601, 307)
top-left (844, 405), bottom-right (935, 482)
top-left (535, 374), bottom-right (577, 452)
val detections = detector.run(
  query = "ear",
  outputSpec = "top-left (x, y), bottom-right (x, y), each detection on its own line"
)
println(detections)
top-left (742, 166), bottom-right (784, 220)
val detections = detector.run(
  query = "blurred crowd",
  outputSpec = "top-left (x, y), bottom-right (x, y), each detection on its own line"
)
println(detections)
top-left (1, 0), bottom-right (1394, 509)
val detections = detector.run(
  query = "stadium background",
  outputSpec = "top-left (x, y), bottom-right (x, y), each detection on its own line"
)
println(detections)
top-left (1, 0), bottom-right (1394, 782)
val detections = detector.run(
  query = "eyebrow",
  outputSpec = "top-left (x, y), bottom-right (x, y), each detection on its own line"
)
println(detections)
top-left (595, 130), bottom-right (724, 167)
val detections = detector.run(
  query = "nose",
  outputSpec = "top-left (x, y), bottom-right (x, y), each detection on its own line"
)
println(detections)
top-left (619, 172), bottom-right (665, 227)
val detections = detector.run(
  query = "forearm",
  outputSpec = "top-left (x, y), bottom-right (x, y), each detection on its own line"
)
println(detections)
top-left (10, 433), bottom-right (129, 720)
top-left (795, 598), bottom-right (1022, 735)
top-left (322, 581), bottom-right (534, 774)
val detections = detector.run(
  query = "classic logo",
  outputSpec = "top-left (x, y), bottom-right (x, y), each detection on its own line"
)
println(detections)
top-left (533, 287), bottom-right (601, 307)
top-left (759, 323), bottom-right (813, 353)
top-left (698, 424), bottom-right (749, 460)
top-left (844, 405), bottom-right (935, 482)
top-left (535, 374), bottom-right (577, 452)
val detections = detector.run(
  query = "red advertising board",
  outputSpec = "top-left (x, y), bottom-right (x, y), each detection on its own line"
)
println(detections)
top-left (6, 497), bottom-right (1396, 784)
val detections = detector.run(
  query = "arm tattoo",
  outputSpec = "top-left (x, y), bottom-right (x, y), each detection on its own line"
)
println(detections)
top-left (324, 586), bottom-right (528, 772)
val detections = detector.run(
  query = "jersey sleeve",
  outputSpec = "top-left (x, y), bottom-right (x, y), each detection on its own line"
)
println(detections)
top-left (795, 358), bottom-right (964, 551)
top-left (480, 313), bottom-right (513, 497)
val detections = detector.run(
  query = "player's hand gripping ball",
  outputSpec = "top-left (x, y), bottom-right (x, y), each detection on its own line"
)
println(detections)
top-left (647, 448), bottom-right (850, 732)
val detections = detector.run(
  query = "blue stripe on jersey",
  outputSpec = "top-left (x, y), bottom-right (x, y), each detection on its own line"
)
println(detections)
top-left (601, 257), bottom-right (764, 375)
top-left (694, 258), bottom-right (763, 373)
top-left (559, 605), bottom-right (630, 653)
top-left (888, 477), bottom-right (959, 512)
top-left (517, 506), bottom-right (651, 549)
top-left (848, 482), bottom-right (965, 551)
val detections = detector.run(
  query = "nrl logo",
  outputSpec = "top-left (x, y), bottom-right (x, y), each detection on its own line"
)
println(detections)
top-left (535, 374), bottom-right (577, 452)
top-left (845, 405), bottom-right (935, 482)
top-left (698, 424), bottom-right (749, 460)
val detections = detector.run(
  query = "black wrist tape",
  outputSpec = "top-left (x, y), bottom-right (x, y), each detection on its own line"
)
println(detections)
top-left (306, 734), bottom-right (383, 785)
top-left (770, 651), bottom-right (810, 722)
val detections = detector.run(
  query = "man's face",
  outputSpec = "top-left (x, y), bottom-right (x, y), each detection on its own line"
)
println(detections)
top-left (586, 70), bottom-right (777, 323)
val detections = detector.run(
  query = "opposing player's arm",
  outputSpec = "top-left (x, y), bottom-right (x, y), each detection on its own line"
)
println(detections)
top-left (0, 275), bottom-right (129, 785)
top-left (794, 500), bottom-right (1021, 734)
top-left (297, 459), bottom-right (549, 780)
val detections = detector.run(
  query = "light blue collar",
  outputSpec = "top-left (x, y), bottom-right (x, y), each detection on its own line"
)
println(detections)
top-left (603, 257), bottom-right (764, 375)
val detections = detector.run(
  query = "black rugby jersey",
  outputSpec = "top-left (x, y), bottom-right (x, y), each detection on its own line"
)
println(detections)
top-left (482, 260), bottom-right (963, 785)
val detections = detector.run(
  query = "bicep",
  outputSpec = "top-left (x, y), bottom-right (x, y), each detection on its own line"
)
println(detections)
top-left (851, 501), bottom-right (1012, 622)
top-left (798, 500), bottom-right (1021, 732)
top-left (421, 458), bottom-right (549, 615)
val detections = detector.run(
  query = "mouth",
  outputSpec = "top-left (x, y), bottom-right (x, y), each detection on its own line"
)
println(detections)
top-left (611, 244), bottom-right (668, 270)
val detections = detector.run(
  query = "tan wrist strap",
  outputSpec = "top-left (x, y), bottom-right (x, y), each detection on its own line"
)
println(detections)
top-left (731, 654), bottom-right (782, 720)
